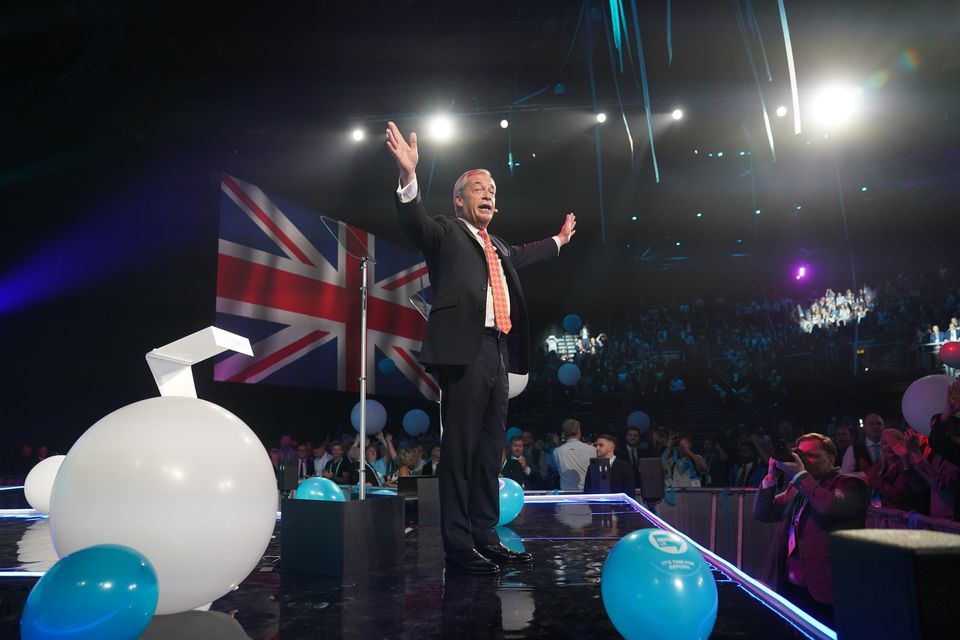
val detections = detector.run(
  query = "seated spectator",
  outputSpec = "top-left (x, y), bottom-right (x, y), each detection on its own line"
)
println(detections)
top-left (500, 437), bottom-right (531, 487)
top-left (728, 440), bottom-right (766, 488)
top-left (861, 429), bottom-right (929, 513)
top-left (385, 447), bottom-right (419, 487)
top-left (584, 434), bottom-right (635, 495)
top-left (753, 433), bottom-right (869, 624)
top-left (294, 445), bottom-right (315, 481)
top-left (421, 444), bottom-right (442, 476)
top-left (554, 419), bottom-right (596, 491)
top-left (322, 442), bottom-right (355, 484)
top-left (313, 445), bottom-right (332, 474)
top-left (661, 434), bottom-right (708, 488)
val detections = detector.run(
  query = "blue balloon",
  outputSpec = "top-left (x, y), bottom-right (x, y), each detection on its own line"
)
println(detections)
top-left (557, 362), bottom-right (581, 386)
top-left (495, 526), bottom-right (526, 554)
top-left (601, 529), bottom-right (718, 640)
top-left (295, 477), bottom-right (345, 502)
top-left (504, 426), bottom-right (522, 445)
top-left (402, 409), bottom-right (431, 436)
top-left (562, 314), bottom-right (582, 333)
top-left (21, 544), bottom-right (159, 640)
top-left (351, 399), bottom-right (387, 434)
top-left (627, 410), bottom-right (651, 432)
top-left (497, 477), bottom-right (524, 526)
top-left (377, 358), bottom-right (396, 374)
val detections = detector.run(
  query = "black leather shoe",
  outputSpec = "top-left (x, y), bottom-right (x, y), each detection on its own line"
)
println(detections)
top-left (445, 549), bottom-right (500, 574)
top-left (477, 543), bottom-right (533, 564)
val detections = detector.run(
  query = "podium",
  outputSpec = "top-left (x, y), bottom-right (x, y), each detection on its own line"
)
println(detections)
top-left (398, 476), bottom-right (440, 528)
top-left (280, 495), bottom-right (404, 577)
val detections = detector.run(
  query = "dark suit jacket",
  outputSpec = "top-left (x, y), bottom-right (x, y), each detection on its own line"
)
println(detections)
top-left (294, 457), bottom-right (316, 479)
top-left (396, 194), bottom-right (558, 374)
top-left (584, 457), bottom-right (636, 495)
top-left (753, 468), bottom-right (869, 604)
top-left (500, 458), bottom-right (528, 488)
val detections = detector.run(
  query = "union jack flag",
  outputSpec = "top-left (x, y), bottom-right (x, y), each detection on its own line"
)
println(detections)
top-left (214, 174), bottom-right (439, 400)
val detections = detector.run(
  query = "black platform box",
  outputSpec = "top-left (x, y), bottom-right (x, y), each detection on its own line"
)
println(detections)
top-left (398, 476), bottom-right (441, 527)
top-left (280, 495), bottom-right (404, 576)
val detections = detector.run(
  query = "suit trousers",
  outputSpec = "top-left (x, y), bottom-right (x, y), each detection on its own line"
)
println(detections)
top-left (436, 331), bottom-right (509, 553)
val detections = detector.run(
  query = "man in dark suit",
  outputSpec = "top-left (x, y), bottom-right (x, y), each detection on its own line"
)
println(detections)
top-left (386, 122), bottom-right (576, 574)
top-left (754, 432), bottom-right (869, 624)
top-left (500, 436), bottom-right (531, 488)
top-left (616, 427), bottom-right (644, 486)
top-left (294, 445), bottom-right (316, 481)
top-left (585, 435), bottom-right (636, 495)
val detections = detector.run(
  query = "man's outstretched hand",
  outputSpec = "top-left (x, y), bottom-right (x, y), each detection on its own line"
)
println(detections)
top-left (557, 212), bottom-right (577, 246)
top-left (385, 121), bottom-right (418, 187)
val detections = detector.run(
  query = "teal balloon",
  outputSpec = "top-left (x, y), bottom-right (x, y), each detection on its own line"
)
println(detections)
top-left (504, 426), bottom-right (522, 445)
top-left (558, 363), bottom-right (581, 386)
top-left (627, 410), bottom-right (651, 432)
top-left (295, 477), bottom-right (345, 502)
top-left (377, 358), bottom-right (396, 374)
top-left (402, 409), bottom-right (430, 436)
top-left (21, 544), bottom-right (159, 640)
top-left (497, 477), bottom-right (524, 526)
top-left (350, 399), bottom-right (387, 434)
top-left (562, 314), bottom-right (582, 333)
top-left (495, 526), bottom-right (525, 554)
top-left (601, 529), bottom-right (718, 640)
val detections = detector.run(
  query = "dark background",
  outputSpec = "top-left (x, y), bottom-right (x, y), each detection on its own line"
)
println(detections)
top-left (2, 0), bottom-right (957, 456)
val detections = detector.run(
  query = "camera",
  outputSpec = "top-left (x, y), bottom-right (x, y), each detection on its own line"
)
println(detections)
top-left (771, 438), bottom-right (795, 463)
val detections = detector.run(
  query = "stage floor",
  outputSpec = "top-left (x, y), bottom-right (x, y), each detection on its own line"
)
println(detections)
top-left (0, 496), bottom-right (833, 639)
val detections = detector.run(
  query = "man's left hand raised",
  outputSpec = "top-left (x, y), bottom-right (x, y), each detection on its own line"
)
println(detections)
top-left (556, 212), bottom-right (577, 246)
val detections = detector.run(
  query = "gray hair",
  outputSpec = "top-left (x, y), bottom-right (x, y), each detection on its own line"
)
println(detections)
top-left (452, 169), bottom-right (492, 216)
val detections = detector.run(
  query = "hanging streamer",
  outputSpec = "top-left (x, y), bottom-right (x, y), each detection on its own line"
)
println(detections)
top-left (585, 2), bottom-right (608, 244)
top-left (745, 0), bottom-right (772, 81)
top-left (628, 0), bottom-right (660, 183)
top-left (734, 2), bottom-right (776, 162)
top-left (777, 0), bottom-right (802, 134)
top-left (603, 1), bottom-right (635, 163)
top-left (666, 0), bottom-right (673, 65)
top-left (609, 1), bottom-right (624, 72)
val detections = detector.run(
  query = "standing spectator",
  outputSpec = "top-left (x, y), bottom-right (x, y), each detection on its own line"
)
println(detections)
top-left (832, 425), bottom-right (854, 462)
top-left (499, 437), bottom-right (530, 487)
top-left (661, 434), bottom-right (708, 488)
top-left (901, 386), bottom-right (960, 519)
top-left (294, 445), bottom-right (315, 481)
top-left (554, 419), bottom-right (596, 491)
top-left (278, 435), bottom-right (297, 462)
top-left (700, 437), bottom-right (729, 488)
top-left (616, 427), bottom-right (644, 486)
top-left (842, 413), bottom-right (884, 475)
top-left (861, 429), bottom-right (929, 513)
top-left (585, 435), bottom-right (635, 495)
top-left (753, 433), bottom-right (869, 623)
top-left (728, 440), bottom-right (766, 488)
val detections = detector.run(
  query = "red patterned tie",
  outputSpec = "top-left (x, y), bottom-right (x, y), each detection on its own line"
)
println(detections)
top-left (478, 228), bottom-right (512, 334)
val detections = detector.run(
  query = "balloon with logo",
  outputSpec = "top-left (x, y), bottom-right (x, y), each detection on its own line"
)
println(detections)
top-left (351, 399), bottom-right (387, 435)
top-left (901, 374), bottom-right (954, 436)
top-left (558, 363), bottom-right (581, 386)
top-left (21, 544), bottom-right (159, 640)
top-left (497, 478), bottom-right (524, 526)
top-left (601, 529), bottom-right (717, 640)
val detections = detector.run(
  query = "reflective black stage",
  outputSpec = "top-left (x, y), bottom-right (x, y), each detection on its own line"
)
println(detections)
top-left (0, 499), bottom-right (827, 639)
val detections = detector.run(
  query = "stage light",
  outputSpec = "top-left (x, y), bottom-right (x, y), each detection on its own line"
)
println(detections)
top-left (794, 265), bottom-right (810, 281)
top-left (736, 239), bottom-right (743, 244)
top-left (717, 152), bottom-right (724, 158)
top-left (776, 105), bottom-right (788, 118)
top-left (351, 129), bottom-right (365, 142)
top-left (631, 215), bottom-right (638, 221)
top-left (810, 84), bottom-right (862, 128)
top-left (428, 115), bottom-right (454, 141)
top-left (500, 119), bottom-right (509, 129)
top-left (675, 241), bottom-right (681, 247)
top-left (755, 209), bottom-right (761, 215)
top-left (795, 204), bottom-right (802, 211)
top-left (596, 112), bottom-right (607, 124)
top-left (671, 109), bottom-right (683, 121)
top-left (860, 185), bottom-right (868, 192)
top-left (695, 212), bottom-right (703, 218)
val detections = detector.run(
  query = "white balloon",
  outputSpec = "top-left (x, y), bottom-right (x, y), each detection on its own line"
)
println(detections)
top-left (49, 397), bottom-right (277, 615)
top-left (508, 373), bottom-right (528, 399)
top-left (23, 455), bottom-right (65, 515)
top-left (901, 374), bottom-right (954, 436)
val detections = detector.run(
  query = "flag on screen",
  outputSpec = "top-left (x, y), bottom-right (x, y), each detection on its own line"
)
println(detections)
top-left (214, 174), bottom-right (438, 400)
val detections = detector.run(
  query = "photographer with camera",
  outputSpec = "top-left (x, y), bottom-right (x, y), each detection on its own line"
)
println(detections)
top-left (660, 433), bottom-right (708, 488)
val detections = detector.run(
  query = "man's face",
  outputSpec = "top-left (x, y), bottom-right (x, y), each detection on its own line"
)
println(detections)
top-left (522, 431), bottom-right (534, 447)
top-left (796, 439), bottom-right (834, 478)
top-left (737, 444), bottom-right (755, 462)
top-left (431, 446), bottom-right (441, 461)
top-left (834, 427), bottom-right (852, 450)
top-left (510, 440), bottom-right (524, 458)
top-left (456, 172), bottom-right (496, 228)
top-left (314, 446), bottom-right (325, 458)
top-left (625, 430), bottom-right (640, 446)
top-left (864, 414), bottom-right (884, 441)
top-left (280, 436), bottom-right (292, 449)
top-left (331, 445), bottom-right (343, 459)
top-left (297, 446), bottom-right (309, 459)
top-left (594, 439), bottom-right (614, 459)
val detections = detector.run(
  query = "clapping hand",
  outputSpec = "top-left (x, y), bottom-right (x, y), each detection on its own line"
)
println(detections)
top-left (518, 455), bottom-right (527, 470)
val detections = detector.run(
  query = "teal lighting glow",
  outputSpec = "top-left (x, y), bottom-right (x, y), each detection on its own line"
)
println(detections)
top-left (794, 204), bottom-right (802, 211)
top-left (755, 209), bottom-right (761, 215)
top-left (717, 151), bottom-right (724, 158)
top-left (695, 212), bottom-right (703, 218)
top-left (631, 215), bottom-right (638, 221)
top-left (736, 239), bottom-right (743, 243)
top-left (860, 186), bottom-right (868, 192)
top-left (675, 241), bottom-right (681, 247)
